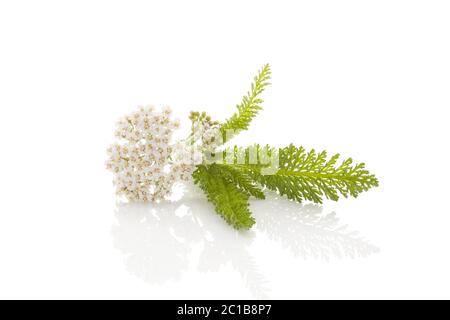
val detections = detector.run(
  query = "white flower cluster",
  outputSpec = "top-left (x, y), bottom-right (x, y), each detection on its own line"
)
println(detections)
top-left (106, 105), bottom-right (196, 202)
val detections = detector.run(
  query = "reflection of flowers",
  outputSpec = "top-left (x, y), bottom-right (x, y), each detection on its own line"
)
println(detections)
top-left (111, 186), bottom-right (379, 298)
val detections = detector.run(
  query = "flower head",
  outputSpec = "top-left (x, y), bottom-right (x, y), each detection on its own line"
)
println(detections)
top-left (106, 105), bottom-right (193, 202)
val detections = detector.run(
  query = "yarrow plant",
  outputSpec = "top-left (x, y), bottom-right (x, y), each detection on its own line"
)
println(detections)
top-left (107, 64), bottom-right (379, 229)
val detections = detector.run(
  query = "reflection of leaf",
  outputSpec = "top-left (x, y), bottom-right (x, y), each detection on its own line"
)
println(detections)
top-left (111, 186), bottom-right (379, 298)
top-left (112, 198), bottom-right (269, 298)
top-left (252, 196), bottom-right (379, 260)
top-left (195, 205), bottom-right (270, 299)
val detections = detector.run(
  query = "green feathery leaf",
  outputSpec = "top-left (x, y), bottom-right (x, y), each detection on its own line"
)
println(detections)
top-left (223, 144), bottom-right (379, 204)
top-left (193, 165), bottom-right (256, 229)
top-left (209, 164), bottom-right (265, 199)
top-left (251, 144), bottom-right (378, 203)
top-left (190, 66), bottom-right (378, 229)
top-left (220, 64), bottom-right (271, 142)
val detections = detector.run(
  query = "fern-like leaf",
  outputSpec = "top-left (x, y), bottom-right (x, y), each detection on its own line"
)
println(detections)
top-left (223, 144), bottom-right (378, 204)
top-left (193, 165), bottom-right (256, 229)
top-left (249, 144), bottom-right (379, 204)
top-left (220, 64), bottom-right (271, 141)
top-left (209, 164), bottom-right (265, 199)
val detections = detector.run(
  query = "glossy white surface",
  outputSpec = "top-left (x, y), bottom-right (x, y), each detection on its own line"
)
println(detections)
top-left (1, 0), bottom-right (449, 299)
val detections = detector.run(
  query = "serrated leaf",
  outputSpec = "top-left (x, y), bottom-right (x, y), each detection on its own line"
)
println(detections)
top-left (193, 165), bottom-right (256, 230)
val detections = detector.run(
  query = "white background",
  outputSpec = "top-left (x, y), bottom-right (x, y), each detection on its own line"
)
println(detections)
top-left (1, 0), bottom-right (449, 299)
